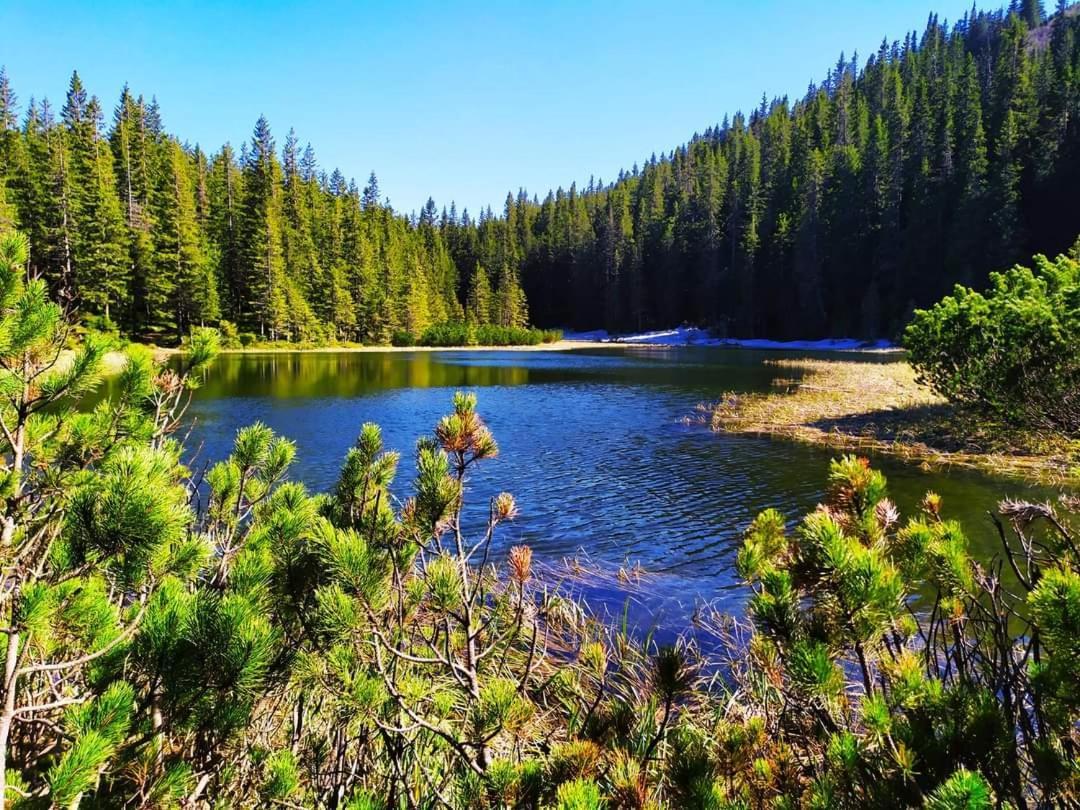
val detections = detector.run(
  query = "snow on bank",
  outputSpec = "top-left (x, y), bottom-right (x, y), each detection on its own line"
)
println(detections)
top-left (562, 327), bottom-right (895, 351)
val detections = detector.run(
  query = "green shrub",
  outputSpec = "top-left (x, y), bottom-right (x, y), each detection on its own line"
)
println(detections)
top-left (238, 331), bottom-right (258, 347)
top-left (473, 323), bottom-right (541, 346)
top-left (414, 321), bottom-right (555, 347)
top-left (78, 313), bottom-right (127, 351)
top-left (731, 454), bottom-right (1079, 806)
top-left (555, 778), bottom-right (605, 810)
top-left (390, 329), bottom-right (416, 347)
top-left (419, 321), bottom-right (475, 346)
top-left (83, 313), bottom-right (119, 336)
top-left (217, 319), bottom-right (241, 349)
top-left (904, 247), bottom-right (1080, 434)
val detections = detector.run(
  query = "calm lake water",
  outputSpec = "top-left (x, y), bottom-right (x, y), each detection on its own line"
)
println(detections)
top-left (182, 348), bottom-right (1050, 643)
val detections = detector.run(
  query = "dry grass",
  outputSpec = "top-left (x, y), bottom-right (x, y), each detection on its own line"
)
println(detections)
top-left (711, 359), bottom-right (1080, 485)
top-left (54, 349), bottom-right (137, 376)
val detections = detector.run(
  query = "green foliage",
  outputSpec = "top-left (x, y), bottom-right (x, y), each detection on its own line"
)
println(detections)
top-left (3, 218), bottom-right (1079, 807)
top-left (418, 320), bottom-right (551, 346)
top-left (443, 7), bottom-right (1080, 338)
top-left (390, 329), bottom-right (415, 347)
top-left (48, 682), bottom-right (136, 806)
top-left (924, 769), bottom-right (994, 809)
top-left (11, 2), bottom-right (1080, 345)
top-left (0, 227), bottom-right (223, 806)
top-left (1, 81), bottom-right (467, 344)
top-left (905, 248), bottom-right (1080, 433)
top-left (555, 778), bottom-right (606, 810)
top-left (729, 454), bottom-right (1080, 807)
top-left (217, 319), bottom-right (241, 348)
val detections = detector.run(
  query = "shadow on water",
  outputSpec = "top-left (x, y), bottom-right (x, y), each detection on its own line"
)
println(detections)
top-left (163, 347), bottom-right (1057, 648)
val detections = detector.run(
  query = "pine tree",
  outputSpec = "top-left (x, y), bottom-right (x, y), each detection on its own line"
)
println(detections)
top-left (281, 128), bottom-right (324, 318)
top-left (38, 97), bottom-right (78, 303)
top-left (1020, 0), bottom-right (1045, 27)
top-left (494, 266), bottom-right (528, 327)
top-left (0, 68), bottom-right (20, 231)
top-left (209, 143), bottom-right (243, 324)
top-left (0, 226), bottom-right (220, 803)
top-left (110, 87), bottom-right (156, 330)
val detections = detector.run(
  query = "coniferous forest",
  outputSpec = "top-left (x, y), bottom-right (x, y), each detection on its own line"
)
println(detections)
top-left (0, 2), bottom-right (1078, 342)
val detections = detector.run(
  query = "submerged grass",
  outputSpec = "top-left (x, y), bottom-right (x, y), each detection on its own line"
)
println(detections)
top-left (711, 358), bottom-right (1080, 485)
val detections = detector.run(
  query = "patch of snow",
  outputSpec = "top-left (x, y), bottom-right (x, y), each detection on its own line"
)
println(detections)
top-left (559, 325), bottom-right (897, 351)
top-left (617, 328), bottom-right (719, 345)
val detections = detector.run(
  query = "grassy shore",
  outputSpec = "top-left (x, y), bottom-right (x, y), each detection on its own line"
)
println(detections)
top-left (711, 358), bottom-right (1079, 485)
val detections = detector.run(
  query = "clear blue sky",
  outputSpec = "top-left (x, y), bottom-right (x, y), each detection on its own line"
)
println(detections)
top-left (3, 0), bottom-right (985, 215)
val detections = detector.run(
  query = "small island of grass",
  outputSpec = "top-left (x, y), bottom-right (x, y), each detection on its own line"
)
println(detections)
top-left (712, 358), bottom-right (1079, 484)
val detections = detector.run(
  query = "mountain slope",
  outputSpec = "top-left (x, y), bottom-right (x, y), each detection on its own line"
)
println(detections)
top-left (447, 3), bottom-right (1080, 339)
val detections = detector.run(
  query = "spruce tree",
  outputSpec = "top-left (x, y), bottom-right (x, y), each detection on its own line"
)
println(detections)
top-left (239, 117), bottom-right (287, 339)
top-left (465, 262), bottom-right (492, 324)
top-left (153, 139), bottom-right (216, 336)
top-left (0, 69), bottom-right (20, 232)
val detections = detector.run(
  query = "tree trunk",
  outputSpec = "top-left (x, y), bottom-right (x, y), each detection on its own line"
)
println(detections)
top-left (0, 630), bottom-right (21, 803)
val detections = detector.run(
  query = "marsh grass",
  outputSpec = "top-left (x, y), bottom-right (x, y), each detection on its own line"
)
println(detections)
top-left (711, 358), bottom-right (1080, 485)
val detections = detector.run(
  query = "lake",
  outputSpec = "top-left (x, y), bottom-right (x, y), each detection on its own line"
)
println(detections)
top-left (182, 347), bottom-right (1049, 643)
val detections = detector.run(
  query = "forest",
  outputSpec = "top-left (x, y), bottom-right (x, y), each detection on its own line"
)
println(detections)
top-left (1, 2), bottom-right (1079, 343)
top-left (0, 82), bottom-right (527, 345)
top-left (510, 0), bottom-right (1080, 336)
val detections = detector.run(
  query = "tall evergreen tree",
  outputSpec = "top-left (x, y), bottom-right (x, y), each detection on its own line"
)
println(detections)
top-left (239, 116), bottom-right (288, 338)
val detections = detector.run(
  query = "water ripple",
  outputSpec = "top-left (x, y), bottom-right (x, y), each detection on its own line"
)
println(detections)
top-left (178, 348), bottom-right (1052, 642)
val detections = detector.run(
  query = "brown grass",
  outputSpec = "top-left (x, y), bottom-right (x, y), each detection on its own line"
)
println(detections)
top-left (711, 359), bottom-right (1079, 486)
top-left (54, 349), bottom-right (138, 376)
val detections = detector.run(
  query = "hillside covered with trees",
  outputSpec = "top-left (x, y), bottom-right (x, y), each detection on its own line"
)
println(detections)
top-left (502, 0), bottom-right (1080, 337)
top-left (1, 1), bottom-right (1078, 344)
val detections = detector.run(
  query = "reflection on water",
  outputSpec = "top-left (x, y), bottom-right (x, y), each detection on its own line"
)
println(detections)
top-left (175, 348), bottom-right (1053, 644)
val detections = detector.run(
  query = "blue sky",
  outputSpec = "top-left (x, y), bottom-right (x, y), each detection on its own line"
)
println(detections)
top-left (3, 0), bottom-right (984, 215)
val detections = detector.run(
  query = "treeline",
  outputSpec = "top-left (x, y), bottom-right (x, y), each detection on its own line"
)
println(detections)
top-left (0, 74), bottom-right (529, 344)
top-left (442, 1), bottom-right (1080, 338)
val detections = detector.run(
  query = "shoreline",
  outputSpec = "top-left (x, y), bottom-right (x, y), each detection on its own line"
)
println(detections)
top-left (211, 340), bottom-right (611, 354)
top-left (711, 358), bottom-right (1078, 486)
top-left (171, 339), bottom-right (904, 355)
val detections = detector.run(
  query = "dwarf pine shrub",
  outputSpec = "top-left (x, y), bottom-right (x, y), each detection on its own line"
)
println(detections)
top-left (2, 224), bottom-right (1077, 807)
top-left (905, 246), bottom-right (1080, 435)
